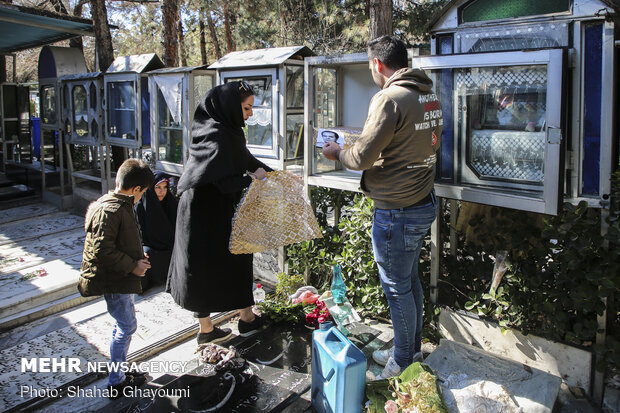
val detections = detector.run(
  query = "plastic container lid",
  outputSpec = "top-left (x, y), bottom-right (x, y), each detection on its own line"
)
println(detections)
top-left (319, 321), bottom-right (334, 330)
top-left (256, 283), bottom-right (262, 288)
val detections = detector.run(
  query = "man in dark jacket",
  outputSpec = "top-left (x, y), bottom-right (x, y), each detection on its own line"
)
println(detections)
top-left (79, 159), bottom-right (154, 397)
top-left (323, 35), bottom-right (442, 380)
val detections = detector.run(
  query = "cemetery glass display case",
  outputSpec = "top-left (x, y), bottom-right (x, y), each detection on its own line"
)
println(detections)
top-left (423, 0), bottom-right (617, 214)
top-left (304, 53), bottom-right (378, 192)
top-left (148, 66), bottom-right (215, 175)
top-left (59, 72), bottom-right (113, 195)
top-left (1, 83), bottom-right (31, 168)
top-left (38, 46), bottom-right (88, 208)
top-left (210, 46), bottom-right (313, 171)
top-left (104, 54), bottom-right (164, 149)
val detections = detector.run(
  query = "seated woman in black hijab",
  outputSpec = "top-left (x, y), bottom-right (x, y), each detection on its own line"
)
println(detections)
top-left (167, 81), bottom-right (272, 345)
top-left (136, 171), bottom-right (178, 292)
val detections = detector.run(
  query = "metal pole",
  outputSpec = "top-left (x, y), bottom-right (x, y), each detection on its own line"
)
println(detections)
top-left (593, 208), bottom-right (610, 404)
top-left (450, 199), bottom-right (458, 256)
top-left (430, 197), bottom-right (442, 304)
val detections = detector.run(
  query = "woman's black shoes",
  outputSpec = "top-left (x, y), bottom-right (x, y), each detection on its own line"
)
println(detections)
top-left (238, 315), bottom-right (267, 337)
top-left (197, 327), bottom-right (233, 344)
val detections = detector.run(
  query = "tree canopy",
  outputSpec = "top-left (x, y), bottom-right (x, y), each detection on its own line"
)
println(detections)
top-left (7, 0), bottom-right (446, 81)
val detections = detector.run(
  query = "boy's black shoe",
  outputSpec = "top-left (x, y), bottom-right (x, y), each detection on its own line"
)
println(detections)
top-left (197, 327), bottom-right (232, 345)
top-left (238, 315), bottom-right (267, 337)
top-left (107, 374), bottom-right (146, 399)
top-left (126, 370), bottom-right (149, 379)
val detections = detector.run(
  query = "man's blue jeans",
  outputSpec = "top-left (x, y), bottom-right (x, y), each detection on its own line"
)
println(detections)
top-left (371, 191), bottom-right (437, 369)
top-left (104, 293), bottom-right (137, 386)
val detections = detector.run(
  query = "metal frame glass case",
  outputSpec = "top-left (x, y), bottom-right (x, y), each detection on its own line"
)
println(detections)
top-left (427, 0), bottom-right (617, 214)
top-left (60, 72), bottom-right (104, 146)
top-left (303, 53), bottom-right (379, 192)
top-left (148, 66), bottom-right (215, 176)
top-left (210, 46), bottom-right (313, 171)
top-left (0, 83), bottom-right (31, 168)
top-left (413, 50), bottom-right (563, 215)
top-left (103, 54), bottom-right (164, 149)
top-left (37, 46), bottom-right (88, 208)
top-left (59, 72), bottom-right (113, 194)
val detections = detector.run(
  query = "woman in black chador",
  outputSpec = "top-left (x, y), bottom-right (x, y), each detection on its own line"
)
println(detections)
top-left (167, 81), bottom-right (271, 345)
top-left (136, 171), bottom-right (177, 292)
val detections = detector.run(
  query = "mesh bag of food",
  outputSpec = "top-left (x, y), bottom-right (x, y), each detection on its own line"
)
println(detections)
top-left (229, 170), bottom-right (322, 254)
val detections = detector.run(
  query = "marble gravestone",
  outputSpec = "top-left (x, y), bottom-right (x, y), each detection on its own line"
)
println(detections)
top-left (123, 322), bottom-right (380, 412)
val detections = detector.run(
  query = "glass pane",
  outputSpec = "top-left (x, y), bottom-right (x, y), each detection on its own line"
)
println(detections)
top-left (286, 66), bottom-right (304, 109)
top-left (63, 84), bottom-right (69, 112)
top-left (92, 119), bottom-right (98, 142)
top-left (312, 68), bottom-right (338, 173)
top-left (457, 22), bottom-right (568, 53)
top-left (226, 76), bottom-right (273, 148)
top-left (158, 129), bottom-right (183, 164)
top-left (456, 65), bottom-right (547, 184)
top-left (285, 114), bottom-right (304, 159)
top-left (72, 85), bottom-right (89, 137)
top-left (313, 68), bottom-right (337, 128)
top-left (462, 0), bottom-right (570, 23)
top-left (41, 86), bottom-right (57, 125)
top-left (107, 81), bottom-right (136, 140)
top-left (90, 82), bottom-right (98, 110)
top-left (141, 77), bottom-right (151, 146)
top-left (246, 119), bottom-right (272, 147)
top-left (157, 87), bottom-right (183, 164)
top-left (2, 85), bottom-right (17, 118)
top-left (193, 74), bottom-right (213, 112)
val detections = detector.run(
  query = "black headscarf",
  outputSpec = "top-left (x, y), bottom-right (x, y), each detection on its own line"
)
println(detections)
top-left (136, 171), bottom-right (178, 250)
top-left (176, 81), bottom-right (250, 194)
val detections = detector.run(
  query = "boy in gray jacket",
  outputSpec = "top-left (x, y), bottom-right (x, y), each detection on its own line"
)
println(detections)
top-left (79, 159), bottom-right (153, 397)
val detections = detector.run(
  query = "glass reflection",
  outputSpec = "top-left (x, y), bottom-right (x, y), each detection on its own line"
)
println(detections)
top-left (107, 81), bottom-right (136, 139)
top-left (312, 68), bottom-right (337, 174)
top-left (286, 114), bottom-right (304, 159)
top-left (226, 76), bottom-right (273, 148)
top-left (157, 87), bottom-right (183, 164)
top-left (41, 85), bottom-right (57, 125)
top-left (72, 85), bottom-right (89, 137)
top-left (457, 65), bottom-right (547, 183)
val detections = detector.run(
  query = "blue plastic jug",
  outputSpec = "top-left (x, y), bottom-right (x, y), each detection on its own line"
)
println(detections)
top-left (312, 322), bottom-right (367, 413)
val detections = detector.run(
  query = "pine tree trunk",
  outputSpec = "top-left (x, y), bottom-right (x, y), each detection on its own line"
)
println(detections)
top-left (199, 9), bottom-right (208, 65)
top-left (223, 3), bottom-right (235, 52)
top-left (280, 10), bottom-right (287, 44)
top-left (178, 13), bottom-right (188, 67)
top-left (89, 0), bottom-right (114, 71)
top-left (89, 0), bottom-right (124, 170)
top-left (161, 0), bottom-right (179, 67)
top-left (206, 11), bottom-right (222, 60)
top-left (70, 0), bottom-right (88, 51)
top-left (369, 0), bottom-right (392, 40)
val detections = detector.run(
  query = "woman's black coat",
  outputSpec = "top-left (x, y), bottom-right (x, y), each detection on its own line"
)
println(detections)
top-left (166, 81), bottom-right (271, 314)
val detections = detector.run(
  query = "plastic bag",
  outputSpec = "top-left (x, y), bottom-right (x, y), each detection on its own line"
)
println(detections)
top-left (229, 170), bottom-right (322, 254)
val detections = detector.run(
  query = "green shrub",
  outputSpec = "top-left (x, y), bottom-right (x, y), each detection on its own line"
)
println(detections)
top-left (441, 196), bottom-right (620, 369)
top-left (274, 272), bottom-right (305, 301)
